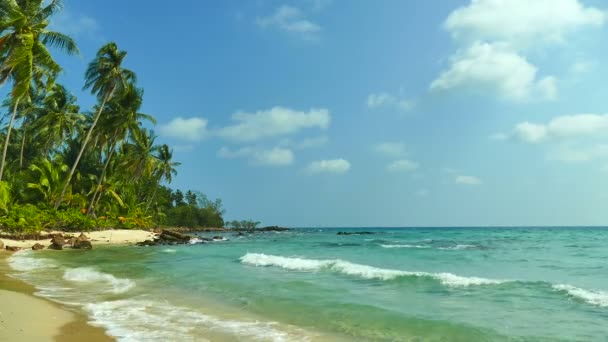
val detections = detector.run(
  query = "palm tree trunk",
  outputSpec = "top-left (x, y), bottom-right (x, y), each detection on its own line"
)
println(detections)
top-left (54, 88), bottom-right (115, 209)
top-left (19, 121), bottom-right (27, 169)
top-left (144, 179), bottom-right (160, 213)
top-left (87, 134), bottom-right (118, 216)
top-left (0, 97), bottom-right (21, 182)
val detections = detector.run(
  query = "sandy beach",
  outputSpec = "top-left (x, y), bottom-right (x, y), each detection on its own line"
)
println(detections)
top-left (0, 229), bottom-right (155, 341)
top-left (1, 229), bottom-right (156, 249)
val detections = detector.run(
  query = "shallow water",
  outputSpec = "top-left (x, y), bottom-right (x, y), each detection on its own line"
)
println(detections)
top-left (8, 227), bottom-right (608, 341)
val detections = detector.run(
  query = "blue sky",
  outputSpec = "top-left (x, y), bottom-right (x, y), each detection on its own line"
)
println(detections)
top-left (48, 0), bottom-right (608, 227)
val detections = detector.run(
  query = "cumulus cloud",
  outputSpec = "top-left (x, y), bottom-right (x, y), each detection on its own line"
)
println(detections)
top-left (433, 0), bottom-right (606, 101)
top-left (306, 159), bottom-right (351, 174)
top-left (373, 142), bottom-right (407, 158)
top-left (218, 146), bottom-right (294, 166)
top-left (430, 42), bottom-right (557, 101)
top-left (444, 0), bottom-right (605, 46)
top-left (158, 117), bottom-right (208, 142)
top-left (510, 114), bottom-right (608, 143)
top-left (216, 106), bottom-right (330, 143)
top-left (366, 92), bottom-right (414, 112)
top-left (386, 159), bottom-right (419, 173)
top-left (257, 5), bottom-right (321, 40)
top-left (455, 175), bottom-right (482, 185)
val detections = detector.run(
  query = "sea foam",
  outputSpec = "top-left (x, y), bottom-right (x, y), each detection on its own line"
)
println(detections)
top-left (63, 267), bottom-right (135, 294)
top-left (553, 284), bottom-right (608, 307)
top-left (85, 298), bottom-right (309, 342)
top-left (8, 250), bottom-right (56, 271)
top-left (380, 244), bottom-right (430, 249)
top-left (240, 253), bottom-right (505, 287)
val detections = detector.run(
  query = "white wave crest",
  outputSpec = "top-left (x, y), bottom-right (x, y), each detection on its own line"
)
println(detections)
top-left (64, 267), bottom-right (135, 294)
top-left (553, 284), bottom-right (608, 307)
top-left (380, 244), bottom-right (430, 249)
top-left (85, 299), bottom-right (310, 342)
top-left (438, 244), bottom-right (479, 250)
top-left (240, 253), bottom-right (504, 287)
top-left (8, 251), bottom-right (56, 271)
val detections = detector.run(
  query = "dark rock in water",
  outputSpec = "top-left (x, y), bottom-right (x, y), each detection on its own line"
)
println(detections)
top-left (67, 237), bottom-right (77, 245)
top-left (136, 239), bottom-right (156, 247)
top-left (337, 231), bottom-right (376, 236)
top-left (49, 234), bottom-right (65, 250)
top-left (159, 230), bottom-right (192, 242)
top-left (32, 243), bottom-right (45, 250)
top-left (72, 240), bottom-right (92, 249)
top-left (259, 226), bottom-right (290, 232)
top-left (5, 246), bottom-right (21, 252)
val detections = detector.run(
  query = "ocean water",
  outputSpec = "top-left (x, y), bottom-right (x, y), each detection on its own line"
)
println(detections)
top-left (7, 227), bottom-right (608, 341)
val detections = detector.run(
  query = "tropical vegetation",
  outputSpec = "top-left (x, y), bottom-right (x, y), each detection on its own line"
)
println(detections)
top-left (0, 0), bottom-right (224, 233)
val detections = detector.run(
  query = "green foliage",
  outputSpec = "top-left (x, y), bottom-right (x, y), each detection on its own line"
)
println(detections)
top-left (0, 3), bottom-right (229, 234)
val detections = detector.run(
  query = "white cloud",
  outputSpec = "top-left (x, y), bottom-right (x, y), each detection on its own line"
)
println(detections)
top-left (216, 106), bottom-right (330, 142)
top-left (279, 136), bottom-right (328, 149)
top-left (257, 5), bottom-right (321, 40)
top-left (444, 0), bottom-right (605, 47)
top-left (570, 61), bottom-right (594, 75)
top-left (430, 42), bottom-right (557, 101)
top-left (386, 159), bottom-right (419, 173)
top-left (159, 117), bottom-right (208, 142)
top-left (50, 10), bottom-right (99, 37)
top-left (511, 114), bottom-right (608, 143)
top-left (218, 146), bottom-right (294, 166)
top-left (373, 142), bottom-right (407, 158)
top-left (455, 175), bottom-right (482, 185)
top-left (306, 159), bottom-right (351, 174)
top-left (548, 144), bottom-right (608, 163)
top-left (366, 92), bottom-right (414, 112)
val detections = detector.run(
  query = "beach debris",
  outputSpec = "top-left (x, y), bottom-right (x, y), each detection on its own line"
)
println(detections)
top-left (48, 234), bottom-right (66, 250)
top-left (32, 243), bottom-right (45, 250)
top-left (5, 246), bottom-right (21, 252)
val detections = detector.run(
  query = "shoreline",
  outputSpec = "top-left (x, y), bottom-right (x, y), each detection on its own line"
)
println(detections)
top-left (0, 229), bottom-right (158, 341)
top-left (0, 252), bottom-right (113, 341)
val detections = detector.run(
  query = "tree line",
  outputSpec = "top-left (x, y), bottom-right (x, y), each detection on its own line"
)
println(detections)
top-left (0, 0), bottom-right (224, 232)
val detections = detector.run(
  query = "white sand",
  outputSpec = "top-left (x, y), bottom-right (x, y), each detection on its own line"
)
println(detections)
top-left (1, 229), bottom-right (156, 249)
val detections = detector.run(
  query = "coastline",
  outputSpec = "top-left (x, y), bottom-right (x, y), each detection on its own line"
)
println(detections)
top-left (0, 229), bottom-right (157, 341)
top-left (0, 252), bottom-right (113, 341)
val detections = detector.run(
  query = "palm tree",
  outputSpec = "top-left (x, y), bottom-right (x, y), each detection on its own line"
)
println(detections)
top-left (87, 85), bottom-right (155, 215)
top-left (55, 42), bottom-right (135, 209)
top-left (145, 144), bottom-right (180, 212)
top-left (0, 0), bottom-right (78, 181)
top-left (31, 84), bottom-right (83, 155)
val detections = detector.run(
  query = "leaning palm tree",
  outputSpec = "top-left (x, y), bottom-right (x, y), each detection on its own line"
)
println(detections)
top-left (55, 42), bottom-right (135, 209)
top-left (0, 0), bottom-right (78, 181)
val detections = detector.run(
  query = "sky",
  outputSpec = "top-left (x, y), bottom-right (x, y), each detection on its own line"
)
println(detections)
top-left (45, 0), bottom-right (608, 227)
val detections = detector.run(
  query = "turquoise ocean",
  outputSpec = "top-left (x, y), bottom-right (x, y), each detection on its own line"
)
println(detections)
top-left (7, 228), bottom-right (608, 341)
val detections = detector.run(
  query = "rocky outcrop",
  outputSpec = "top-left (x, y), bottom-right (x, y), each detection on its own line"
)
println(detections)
top-left (0, 239), bottom-right (4, 249)
top-left (48, 234), bottom-right (66, 250)
top-left (259, 226), bottom-right (290, 232)
top-left (72, 233), bottom-right (92, 249)
top-left (5, 246), bottom-right (21, 252)
top-left (32, 243), bottom-right (45, 250)
top-left (137, 230), bottom-right (194, 246)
